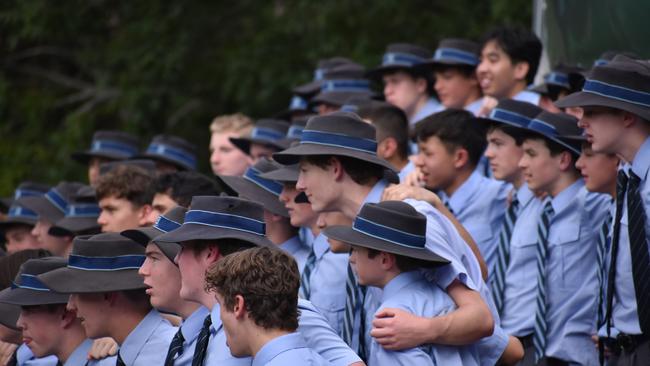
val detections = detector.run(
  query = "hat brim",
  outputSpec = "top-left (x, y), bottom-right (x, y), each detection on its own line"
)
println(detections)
top-left (0, 198), bottom-right (13, 211)
top-left (0, 299), bottom-right (20, 329)
top-left (38, 267), bottom-right (145, 293)
top-left (121, 227), bottom-right (180, 263)
top-left (555, 91), bottom-right (650, 121)
top-left (258, 165), bottom-right (299, 183)
top-left (154, 222), bottom-right (273, 248)
top-left (273, 143), bottom-right (400, 184)
top-left (48, 217), bottom-right (100, 237)
top-left (70, 151), bottom-right (126, 164)
top-left (0, 287), bottom-right (69, 306)
top-left (472, 116), bottom-right (528, 131)
top-left (293, 81), bottom-right (322, 97)
top-left (523, 130), bottom-right (581, 156)
top-left (132, 154), bottom-right (192, 171)
top-left (323, 225), bottom-right (449, 265)
top-left (310, 91), bottom-right (376, 107)
top-left (0, 218), bottom-right (36, 231)
top-left (218, 176), bottom-right (289, 217)
top-left (16, 196), bottom-right (64, 224)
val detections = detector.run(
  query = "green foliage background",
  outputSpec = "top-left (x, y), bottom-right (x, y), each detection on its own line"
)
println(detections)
top-left (0, 0), bottom-right (531, 194)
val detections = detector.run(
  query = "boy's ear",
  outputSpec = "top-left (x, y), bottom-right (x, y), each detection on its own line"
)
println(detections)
top-left (331, 157), bottom-right (345, 181)
top-left (233, 295), bottom-right (246, 319)
top-left (380, 251), bottom-right (397, 271)
top-left (452, 147), bottom-right (470, 169)
top-left (137, 204), bottom-right (154, 226)
top-left (415, 76), bottom-right (428, 95)
top-left (61, 307), bottom-right (78, 329)
top-left (558, 151), bottom-right (576, 172)
top-left (513, 61), bottom-right (530, 82)
top-left (378, 137), bottom-right (398, 160)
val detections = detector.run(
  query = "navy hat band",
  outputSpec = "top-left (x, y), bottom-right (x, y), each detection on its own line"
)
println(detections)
top-left (583, 79), bottom-right (650, 108)
top-left (544, 72), bottom-right (570, 89)
top-left (352, 216), bottom-right (426, 249)
top-left (91, 140), bottom-right (138, 156)
top-left (45, 189), bottom-right (69, 213)
top-left (8, 206), bottom-right (38, 220)
top-left (65, 204), bottom-right (101, 218)
top-left (528, 118), bottom-right (558, 136)
top-left (593, 59), bottom-right (609, 67)
top-left (147, 143), bottom-right (197, 169)
top-left (287, 125), bottom-right (304, 139)
top-left (12, 274), bottom-right (50, 292)
top-left (13, 189), bottom-right (44, 200)
top-left (488, 108), bottom-right (532, 128)
top-left (289, 96), bottom-right (309, 111)
top-left (382, 52), bottom-right (427, 67)
top-left (68, 254), bottom-right (145, 271)
top-left (251, 127), bottom-right (285, 141)
top-left (154, 215), bottom-right (182, 233)
top-left (433, 47), bottom-right (479, 66)
top-left (184, 210), bottom-right (265, 236)
top-left (244, 167), bottom-right (284, 196)
top-left (301, 130), bottom-right (377, 155)
top-left (321, 79), bottom-right (371, 93)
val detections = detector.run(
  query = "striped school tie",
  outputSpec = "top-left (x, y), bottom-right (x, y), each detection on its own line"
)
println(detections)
top-left (533, 199), bottom-right (554, 362)
top-left (491, 193), bottom-right (519, 314)
top-left (191, 315), bottom-right (212, 366)
top-left (342, 263), bottom-right (365, 357)
top-left (627, 171), bottom-right (650, 333)
top-left (300, 247), bottom-right (317, 299)
top-left (164, 328), bottom-right (185, 366)
top-left (596, 209), bottom-right (612, 327)
top-left (115, 352), bottom-right (126, 366)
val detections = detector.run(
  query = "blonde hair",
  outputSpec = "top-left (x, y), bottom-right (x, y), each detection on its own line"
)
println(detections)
top-left (209, 113), bottom-right (254, 136)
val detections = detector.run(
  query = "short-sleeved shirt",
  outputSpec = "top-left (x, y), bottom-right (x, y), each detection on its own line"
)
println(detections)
top-left (279, 235), bottom-right (309, 274)
top-left (119, 309), bottom-right (178, 366)
top-left (172, 306), bottom-right (210, 366)
top-left (252, 333), bottom-right (331, 366)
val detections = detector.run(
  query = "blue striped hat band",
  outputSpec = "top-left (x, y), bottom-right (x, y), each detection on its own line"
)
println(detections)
top-left (45, 189), bottom-right (69, 213)
top-left (544, 72), bottom-right (570, 89)
top-left (582, 79), bottom-right (650, 108)
top-left (91, 140), bottom-right (138, 156)
top-left (488, 108), bottom-right (534, 128)
top-left (154, 215), bottom-right (182, 233)
top-left (321, 79), bottom-right (371, 93)
top-left (146, 143), bottom-right (197, 169)
top-left (352, 216), bottom-right (426, 249)
top-left (251, 127), bottom-right (285, 141)
top-left (184, 210), bottom-right (266, 236)
top-left (65, 204), bottom-right (101, 218)
top-left (243, 167), bottom-right (284, 196)
top-left (67, 254), bottom-right (145, 271)
top-left (300, 130), bottom-right (377, 155)
top-left (382, 52), bottom-right (427, 67)
top-left (12, 274), bottom-right (50, 292)
top-left (8, 206), bottom-right (38, 220)
top-left (433, 47), bottom-right (479, 66)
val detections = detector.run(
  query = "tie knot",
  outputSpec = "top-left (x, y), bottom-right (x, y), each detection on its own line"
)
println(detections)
top-left (543, 200), bottom-right (554, 217)
top-left (203, 315), bottom-right (212, 328)
top-left (629, 170), bottom-right (641, 186)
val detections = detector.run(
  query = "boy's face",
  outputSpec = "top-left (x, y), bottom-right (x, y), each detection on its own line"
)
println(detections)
top-left (147, 192), bottom-right (177, 225)
top-left (31, 220), bottom-right (70, 256)
top-left (88, 157), bottom-right (110, 187)
top-left (434, 68), bottom-right (479, 109)
top-left (485, 128), bottom-right (523, 183)
top-left (575, 145), bottom-right (619, 194)
top-left (578, 106), bottom-right (626, 154)
top-left (296, 160), bottom-right (339, 213)
top-left (174, 243), bottom-right (210, 303)
top-left (383, 71), bottom-right (426, 115)
top-left (477, 40), bottom-right (521, 99)
top-left (67, 293), bottom-right (108, 339)
top-left (317, 212), bottom-right (352, 253)
top-left (210, 132), bottom-right (251, 176)
top-left (279, 184), bottom-right (317, 228)
top-left (4, 225), bottom-right (40, 254)
top-left (139, 243), bottom-right (182, 313)
top-left (414, 136), bottom-right (458, 191)
top-left (519, 138), bottom-right (562, 193)
top-left (349, 246), bottom-right (383, 286)
top-left (249, 143), bottom-right (276, 164)
top-left (98, 196), bottom-right (147, 233)
top-left (17, 305), bottom-right (64, 358)
top-left (215, 292), bottom-right (247, 358)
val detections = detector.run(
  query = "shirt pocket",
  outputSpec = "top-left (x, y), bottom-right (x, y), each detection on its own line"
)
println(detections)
top-left (312, 290), bottom-right (346, 334)
top-left (509, 239), bottom-right (538, 283)
top-left (551, 229), bottom-right (584, 290)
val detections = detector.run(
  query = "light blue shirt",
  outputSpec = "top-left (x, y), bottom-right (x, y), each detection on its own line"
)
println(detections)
top-left (513, 90), bottom-right (541, 106)
top-left (207, 304), bottom-right (252, 365)
top-left (438, 171), bottom-right (509, 273)
top-left (66, 339), bottom-right (116, 366)
top-left (398, 160), bottom-right (415, 184)
top-left (119, 309), bottom-right (177, 366)
top-left (501, 184), bottom-right (544, 335)
top-left (464, 98), bottom-right (484, 116)
top-left (279, 236), bottom-right (309, 274)
top-left (252, 333), bottom-right (331, 366)
top-left (172, 306), bottom-right (210, 366)
top-left (545, 180), bottom-right (610, 363)
top-left (363, 180), bottom-right (509, 365)
top-left (368, 271), bottom-right (480, 366)
top-left (613, 137), bottom-right (650, 335)
top-left (303, 233), bottom-right (349, 335)
top-left (410, 98), bottom-right (444, 124)
top-left (17, 344), bottom-right (58, 366)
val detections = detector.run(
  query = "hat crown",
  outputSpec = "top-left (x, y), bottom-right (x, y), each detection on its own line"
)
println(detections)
top-left (12, 182), bottom-right (50, 199)
top-left (149, 134), bottom-right (197, 153)
top-left (322, 63), bottom-right (366, 80)
top-left (91, 130), bottom-right (140, 146)
top-left (432, 38), bottom-right (480, 66)
top-left (437, 38), bottom-right (479, 55)
top-left (354, 201), bottom-right (427, 248)
top-left (385, 43), bottom-right (431, 59)
top-left (72, 232), bottom-right (145, 258)
top-left (187, 196), bottom-right (265, 224)
top-left (16, 257), bottom-right (68, 281)
top-left (303, 112), bottom-right (378, 144)
top-left (493, 99), bottom-right (544, 119)
top-left (529, 111), bottom-right (581, 137)
top-left (587, 56), bottom-right (650, 98)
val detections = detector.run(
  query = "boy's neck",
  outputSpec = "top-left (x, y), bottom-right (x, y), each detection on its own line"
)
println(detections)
top-left (338, 180), bottom-right (378, 220)
top-left (462, 88), bottom-right (482, 108)
top-left (442, 167), bottom-right (473, 197)
top-left (176, 300), bottom-right (202, 320)
top-left (109, 307), bottom-right (150, 345)
top-left (55, 325), bottom-right (87, 363)
top-left (619, 132), bottom-right (650, 164)
top-left (266, 220), bottom-right (295, 246)
top-left (387, 156), bottom-right (409, 173)
top-left (250, 328), bottom-right (293, 358)
top-left (505, 81), bottom-right (527, 99)
top-left (408, 94), bottom-right (430, 120)
top-left (548, 173), bottom-right (580, 198)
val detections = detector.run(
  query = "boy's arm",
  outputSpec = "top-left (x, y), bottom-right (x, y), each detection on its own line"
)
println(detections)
top-left (371, 279), bottom-right (493, 349)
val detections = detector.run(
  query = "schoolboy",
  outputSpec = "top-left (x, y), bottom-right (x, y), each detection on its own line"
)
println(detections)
top-left (0, 183), bottom-right (50, 254)
top-left (209, 113), bottom-right (254, 176)
top-left (71, 131), bottom-right (140, 186)
top-left (230, 119), bottom-right (290, 164)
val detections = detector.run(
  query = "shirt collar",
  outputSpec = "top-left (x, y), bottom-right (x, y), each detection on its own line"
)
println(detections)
top-left (252, 333), bottom-right (307, 366)
top-left (447, 170), bottom-right (483, 212)
top-left (120, 309), bottom-right (167, 365)
top-left (180, 306), bottom-right (210, 343)
top-left (361, 179), bottom-right (389, 207)
top-left (411, 98), bottom-right (443, 123)
top-left (513, 90), bottom-right (541, 105)
top-left (464, 97), bottom-right (483, 116)
top-left (64, 339), bottom-right (93, 366)
top-left (516, 183), bottom-right (536, 207)
top-left (551, 179), bottom-right (585, 215)
top-left (631, 136), bottom-right (650, 181)
top-left (279, 236), bottom-right (303, 254)
top-left (17, 343), bottom-right (33, 364)
top-left (381, 271), bottom-right (425, 303)
top-left (312, 233), bottom-right (330, 259)
top-left (210, 303), bottom-right (224, 334)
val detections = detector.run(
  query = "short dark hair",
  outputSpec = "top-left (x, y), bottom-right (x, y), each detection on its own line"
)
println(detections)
top-left (522, 133), bottom-right (580, 172)
top-left (432, 64), bottom-right (477, 79)
top-left (382, 68), bottom-right (435, 96)
top-left (487, 124), bottom-right (528, 146)
top-left (415, 109), bottom-right (487, 168)
top-left (481, 26), bottom-right (542, 85)
top-left (20, 304), bottom-right (67, 313)
top-left (0, 249), bottom-right (51, 289)
top-left (184, 239), bottom-right (255, 258)
top-left (205, 247), bottom-right (300, 331)
top-left (155, 171), bottom-right (222, 207)
top-left (358, 104), bottom-right (410, 160)
top-left (366, 248), bottom-right (440, 272)
top-left (303, 155), bottom-right (384, 186)
top-left (95, 165), bottom-right (155, 207)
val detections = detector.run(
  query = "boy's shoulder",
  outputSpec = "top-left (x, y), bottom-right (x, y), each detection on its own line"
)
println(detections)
top-left (378, 272), bottom-right (455, 317)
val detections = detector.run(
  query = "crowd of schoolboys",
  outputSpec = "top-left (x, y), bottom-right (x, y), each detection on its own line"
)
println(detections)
top-left (0, 25), bottom-right (649, 366)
